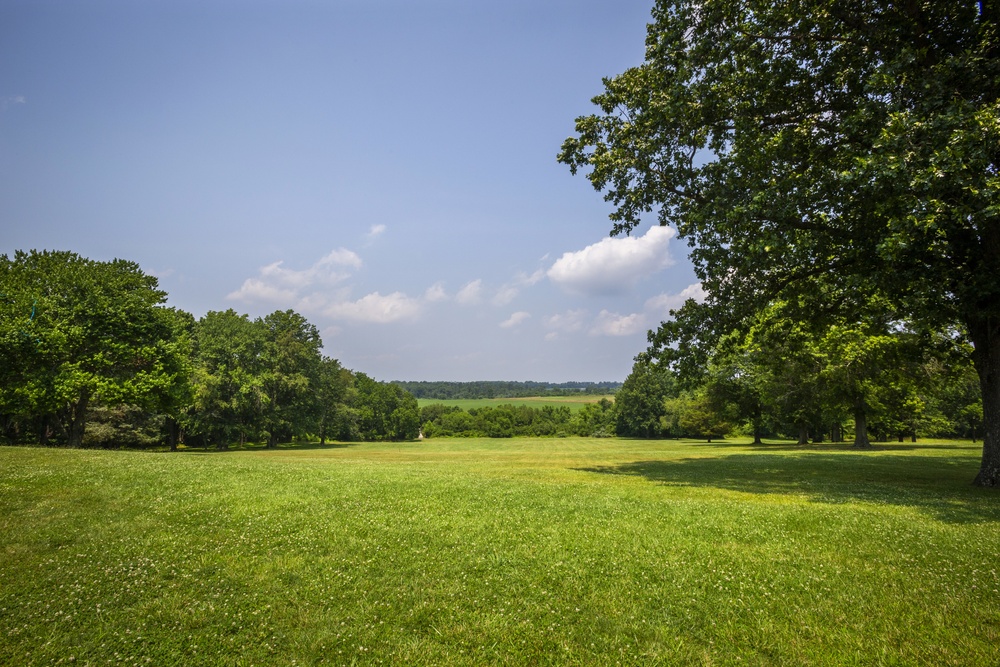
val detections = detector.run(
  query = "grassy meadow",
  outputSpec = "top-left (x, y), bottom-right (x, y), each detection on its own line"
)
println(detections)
top-left (1, 437), bottom-right (998, 666)
top-left (416, 395), bottom-right (614, 412)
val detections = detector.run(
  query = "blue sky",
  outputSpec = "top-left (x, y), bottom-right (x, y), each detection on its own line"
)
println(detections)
top-left (1, 0), bottom-right (701, 382)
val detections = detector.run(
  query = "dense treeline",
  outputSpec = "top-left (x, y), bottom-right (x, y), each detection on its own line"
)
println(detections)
top-left (419, 399), bottom-right (615, 438)
top-left (613, 300), bottom-right (983, 445)
top-left (0, 250), bottom-right (419, 448)
top-left (392, 380), bottom-right (621, 400)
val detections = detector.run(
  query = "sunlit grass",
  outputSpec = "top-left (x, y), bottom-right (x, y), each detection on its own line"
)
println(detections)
top-left (1, 437), bottom-right (997, 665)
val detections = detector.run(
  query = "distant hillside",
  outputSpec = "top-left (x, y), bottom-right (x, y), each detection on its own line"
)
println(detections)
top-left (390, 380), bottom-right (621, 400)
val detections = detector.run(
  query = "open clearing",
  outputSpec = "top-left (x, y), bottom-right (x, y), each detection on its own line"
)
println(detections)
top-left (416, 395), bottom-right (614, 412)
top-left (1, 437), bottom-right (998, 666)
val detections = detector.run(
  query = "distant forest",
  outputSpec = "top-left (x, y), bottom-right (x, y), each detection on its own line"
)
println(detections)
top-left (391, 381), bottom-right (621, 400)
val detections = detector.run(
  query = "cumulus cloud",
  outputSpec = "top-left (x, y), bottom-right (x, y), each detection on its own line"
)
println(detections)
top-left (645, 282), bottom-right (708, 316)
top-left (228, 248), bottom-right (361, 303)
top-left (590, 310), bottom-right (647, 337)
top-left (148, 267), bottom-right (175, 279)
top-left (500, 311), bottom-right (531, 328)
top-left (227, 279), bottom-right (299, 304)
top-left (456, 279), bottom-right (483, 306)
top-left (424, 282), bottom-right (447, 302)
top-left (493, 285), bottom-right (519, 306)
top-left (491, 269), bottom-right (546, 307)
top-left (519, 269), bottom-right (546, 286)
top-left (324, 291), bottom-right (421, 323)
top-left (542, 309), bottom-right (588, 341)
top-left (547, 226), bottom-right (676, 296)
top-left (545, 309), bottom-right (588, 334)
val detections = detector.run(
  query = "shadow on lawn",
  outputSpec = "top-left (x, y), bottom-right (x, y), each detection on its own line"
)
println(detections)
top-left (680, 440), bottom-right (980, 453)
top-left (177, 441), bottom-right (359, 454)
top-left (578, 452), bottom-right (1000, 524)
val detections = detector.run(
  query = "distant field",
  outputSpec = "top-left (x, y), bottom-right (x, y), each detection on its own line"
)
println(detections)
top-left (417, 394), bottom-right (614, 412)
top-left (2, 437), bottom-right (998, 666)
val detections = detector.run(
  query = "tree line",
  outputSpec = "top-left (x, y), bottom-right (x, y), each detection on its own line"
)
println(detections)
top-left (419, 399), bottom-right (615, 438)
top-left (0, 250), bottom-right (419, 449)
top-left (612, 300), bottom-right (982, 445)
top-left (393, 380), bottom-right (621, 400)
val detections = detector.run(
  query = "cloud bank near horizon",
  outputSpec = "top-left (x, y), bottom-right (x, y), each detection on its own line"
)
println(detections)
top-left (224, 229), bottom-right (701, 346)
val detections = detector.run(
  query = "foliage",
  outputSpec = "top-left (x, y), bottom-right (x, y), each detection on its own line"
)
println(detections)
top-left (420, 403), bottom-right (578, 438)
top-left (663, 391), bottom-right (731, 442)
top-left (394, 380), bottom-right (621, 399)
top-left (353, 373), bottom-right (420, 441)
top-left (560, 0), bottom-right (1000, 484)
top-left (613, 358), bottom-right (676, 438)
top-left (0, 250), bottom-right (190, 447)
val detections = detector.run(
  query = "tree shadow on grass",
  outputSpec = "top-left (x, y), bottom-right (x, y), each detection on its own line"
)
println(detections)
top-left (681, 440), bottom-right (980, 453)
top-left (577, 453), bottom-right (1000, 524)
top-left (177, 441), bottom-right (359, 454)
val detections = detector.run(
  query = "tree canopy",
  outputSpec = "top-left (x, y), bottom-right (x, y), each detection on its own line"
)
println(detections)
top-left (0, 250), bottom-right (189, 447)
top-left (560, 0), bottom-right (1000, 486)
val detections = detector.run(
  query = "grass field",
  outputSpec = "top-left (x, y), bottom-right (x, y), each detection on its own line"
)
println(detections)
top-left (1, 437), bottom-right (998, 666)
top-left (416, 395), bottom-right (614, 412)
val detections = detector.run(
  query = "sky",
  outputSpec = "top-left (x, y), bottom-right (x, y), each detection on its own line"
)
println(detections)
top-left (0, 0), bottom-right (702, 383)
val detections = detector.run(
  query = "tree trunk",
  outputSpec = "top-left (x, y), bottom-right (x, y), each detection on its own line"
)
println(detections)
top-left (64, 389), bottom-right (90, 448)
top-left (852, 403), bottom-right (872, 449)
top-left (165, 416), bottom-right (179, 451)
top-left (797, 424), bottom-right (809, 446)
top-left (967, 315), bottom-right (1000, 487)
top-left (39, 414), bottom-right (51, 446)
top-left (752, 407), bottom-right (763, 445)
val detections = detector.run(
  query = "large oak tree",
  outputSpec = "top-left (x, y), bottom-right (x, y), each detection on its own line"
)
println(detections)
top-left (560, 0), bottom-right (1000, 485)
top-left (0, 250), bottom-right (189, 447)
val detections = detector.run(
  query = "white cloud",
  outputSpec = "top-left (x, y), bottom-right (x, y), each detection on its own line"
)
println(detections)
top-left (456, 279), bottom-right (483, 306)
top-left (149, 267), bottom-right (175, 279)
top-left (518, 269), bottom-right (546, 286)
top-left (547, 226), bottom-right (676, 296)
top-left (227, 278), bottom-right (299, 304)
top-left (424, 282), bottom-right (448, 302)
top-left (644, 282), bottom-right (707, 316)
top-left (493, 285), bottom-right (519, 306)
top-left (366, 224), bottom-right (386, 240)
top-left (491, 269), bottom-right (545, 307)
top-left (545, 309), bottom-right (588, 334)
top-left (324, 291), bottom-right (421, 323)
top-left (228, 249), bottom-right (361, 303)
top-left (500, 311), bottom-right (531, 328)
top-left (590, 310), bottom-right (647, 337)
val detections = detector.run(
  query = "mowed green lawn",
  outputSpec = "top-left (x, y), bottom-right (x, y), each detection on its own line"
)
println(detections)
top-left (1, 438), bottom-right (998, 666)
top-left (416, 395), bottom-right (614, 412)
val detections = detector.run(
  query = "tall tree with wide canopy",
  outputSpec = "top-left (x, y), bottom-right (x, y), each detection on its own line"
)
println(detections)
top-left (0, 250), bottom-right (188, 447)
top-left (259, 309), bottom-right (323, 448)
top-left (560, 1), bottom-right (1000, 485)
